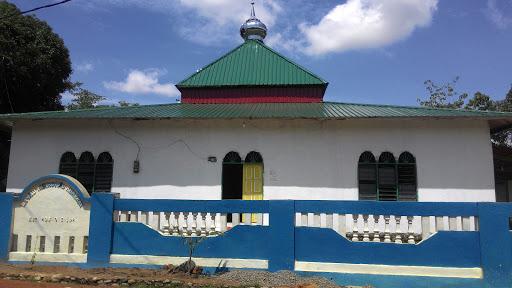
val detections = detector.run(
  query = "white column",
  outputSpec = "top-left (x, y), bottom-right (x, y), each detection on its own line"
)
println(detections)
top-left (394, 216), bottom-right (402, 244)
top-left (301, 213), bottom-right (308, 227)
top-left (407, 216), bottom-right (415, 244)
top-left (141, 212), bottom-right (149, 225)
top-left (326, 214), bottom-right (333, 229)
top-left (338, 214), bottom-right (346, 237)
top-left (384, 215), bottom-right (391, 243)
top-left (435, 216), bottom-right (444, 231)
top-left (352, 214), bottom-right (359, 242)
top-left (220, 213), bottom-right (227, 232)
top-left (421, 216), bottom-right (430, 241)
top-left (209, 213), bottom-right (217, 233)
top-left (163, 213), bottom-right (171, 236)
top-left (362, 215), bottom-right (370, 242)
top-left (314, 213), bottom-right (321, 228)
top-left (462, 216), bottom-right (471, 231)
top-left (449, 216), bottom-right (458, 231)
top-left (373, 215), bottom-right (380, 242)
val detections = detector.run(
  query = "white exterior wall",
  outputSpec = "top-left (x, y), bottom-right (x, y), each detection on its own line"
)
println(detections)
top-left (6, 118), bottom-right (496, 202)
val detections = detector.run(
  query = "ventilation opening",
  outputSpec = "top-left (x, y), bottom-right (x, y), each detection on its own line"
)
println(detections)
top-left (25, 235), bottom-right (31, 252)
top-left (68, 236), bottom-right (75, 253)
top-left (83, 236), bottom-right (88, 254)
top-left (54, 236), bottom-right (60, 253)
top-left (39, 236), bottom-right (46, 252)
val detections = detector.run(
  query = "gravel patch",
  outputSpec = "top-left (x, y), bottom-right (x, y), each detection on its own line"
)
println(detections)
top-left (217, 269), bottom-right (347, 288)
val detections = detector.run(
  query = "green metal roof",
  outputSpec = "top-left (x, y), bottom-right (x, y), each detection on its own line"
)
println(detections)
top-left (2, 102), bottom-right (512, 120)
top-left (176, 40), bottom-right (328, 87)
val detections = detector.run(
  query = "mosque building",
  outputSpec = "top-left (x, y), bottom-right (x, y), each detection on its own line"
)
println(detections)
top-left (1, 3), bottom-right (511, 204)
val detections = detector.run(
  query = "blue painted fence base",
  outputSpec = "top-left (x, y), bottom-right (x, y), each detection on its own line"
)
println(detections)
top-left (2, 197), bottom-right (512, 287)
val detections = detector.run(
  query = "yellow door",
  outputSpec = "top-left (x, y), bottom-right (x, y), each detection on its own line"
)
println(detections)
top-left (243, 164), bottom-right (263, 222)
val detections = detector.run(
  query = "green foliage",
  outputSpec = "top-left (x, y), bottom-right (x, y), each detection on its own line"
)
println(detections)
top-left (67, 82), bottom-right (139, 110)
top-left (419, 78), bottom-right (512, 146)
top-left (464, 92), bottom-right (496, 111)
top-left (119, 100), bottom-right (140, 107)
top-left (67, 82), bottom-right (107, 110)
top-left (0, 1), bottom-right (72, 113)
top-left (418, 77), bottom-right (468, 109)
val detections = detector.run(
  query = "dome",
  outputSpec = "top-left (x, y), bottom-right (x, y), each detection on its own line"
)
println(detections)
top-left (240, 2), bottom-right (267, 42)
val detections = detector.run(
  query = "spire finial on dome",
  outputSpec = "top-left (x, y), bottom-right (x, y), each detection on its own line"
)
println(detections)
top-left (240, 1), bottom-right (267, 42)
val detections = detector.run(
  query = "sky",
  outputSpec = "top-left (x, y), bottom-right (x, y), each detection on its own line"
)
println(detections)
top-left (8, 0), bottom-right (512, 107)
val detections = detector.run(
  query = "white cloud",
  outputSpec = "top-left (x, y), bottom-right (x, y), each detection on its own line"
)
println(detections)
top-left (75, 62), bottom-right (94, 72)
top-left (293, 0), bottom-right (438, 55)
top-left (104, 69), bottom-right (180, 97)
top-left (76, 0), bottom-right (281, 45)
top-left (484, 0), bottom-right (512, 30)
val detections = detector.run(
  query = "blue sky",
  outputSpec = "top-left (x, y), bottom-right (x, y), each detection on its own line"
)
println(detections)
top-left (9, 0), bottom-right (512, 106)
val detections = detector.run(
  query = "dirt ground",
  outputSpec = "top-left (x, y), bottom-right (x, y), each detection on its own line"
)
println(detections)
top-left (0, 263), bottom-right (360, 288)
top-left (0, 279), bottom-right (97, 288)
top-left (0, 263), bottom-right (241, 287)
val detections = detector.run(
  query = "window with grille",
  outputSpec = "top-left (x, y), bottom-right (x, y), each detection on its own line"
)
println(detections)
top-left (58, 151), bottom-right (113, 193)
top-left (398, 152), bottom-right (417, 201)
top-left (358, 151), bottom-right (377, 201)
top-left (358, 151), bottom-right (417, 202)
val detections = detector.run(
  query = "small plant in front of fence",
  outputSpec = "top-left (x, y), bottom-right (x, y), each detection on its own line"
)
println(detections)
top-left (177, 231), bottom-right (224, 275)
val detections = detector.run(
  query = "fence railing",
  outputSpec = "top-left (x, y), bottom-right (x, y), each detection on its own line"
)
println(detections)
top-left (113, 199), bottom-right (269, 237)
top-left (295, 201), bottom-right (479, 244)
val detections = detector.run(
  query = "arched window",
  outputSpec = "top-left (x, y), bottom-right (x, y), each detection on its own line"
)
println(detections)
top-left (378, 152), bottom-right (397, 201)
top-left (358, 152), bottom-right (377, 201)
top-left (223, 151), bottom-right (242, 163)
top-left (77, 152), bottom-right (95, 193)
top-left (94, 152), bottom-right (113, 193)
top-left (59, 152), bottom-right (77, 177)
top-left (398, 152), bottom-right (417, 201)
top-left (245, 151), bottom-right (263, 163)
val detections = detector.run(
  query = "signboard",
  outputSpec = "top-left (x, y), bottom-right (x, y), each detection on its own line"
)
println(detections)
top-left (11, 175), bottom-right (91, 255)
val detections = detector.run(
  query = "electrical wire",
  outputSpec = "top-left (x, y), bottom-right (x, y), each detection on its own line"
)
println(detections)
top-left (108, 120), bottom-right (141, 161)
top-left (0, 0), bottom-right (73, 21)
top-left (141, 139), bottom-right (207, 161)
top-left (108, 120), bottom-right (207, 161)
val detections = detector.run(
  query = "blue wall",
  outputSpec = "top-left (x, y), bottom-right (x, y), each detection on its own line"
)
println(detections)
top-left (2, 195), bottom-right (512, 287)
top-left (0, 193), bottom-right (13, 262)
top-left (296, 228), bottom-right (480, 267)
top-left (112, 223), bottom-right (269, 260)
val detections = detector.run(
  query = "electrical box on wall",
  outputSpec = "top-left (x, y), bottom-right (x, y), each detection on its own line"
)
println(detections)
top-left (133, 160), bottom-right (140, 173)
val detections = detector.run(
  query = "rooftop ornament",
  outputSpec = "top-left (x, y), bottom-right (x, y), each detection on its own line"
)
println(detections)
top-left (240, 1), bottom-right (267, 42)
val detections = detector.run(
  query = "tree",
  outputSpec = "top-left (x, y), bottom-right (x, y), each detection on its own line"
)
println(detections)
top-left (418, 77), bottom-right (468, 109)
top-left (67, 83), bottom-right (106, 110)
top-left (418, 77), bottom-right (512, 146)
top-left (118, 101), bottom-right (140, 107)
top-left (0, 1), bottom-right (73, 114)
top-left (67, 82), bottom-right (140, 110)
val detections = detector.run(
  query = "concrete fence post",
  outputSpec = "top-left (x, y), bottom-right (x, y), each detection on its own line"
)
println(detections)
top-left (87, 193), bottom-right (115, 267)
top-left (268, 200), bottom-right (295, 272)
top-left (0, 193), bottom-right (14, 262)
top-left (478, 202), bottom-right (512, 288)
